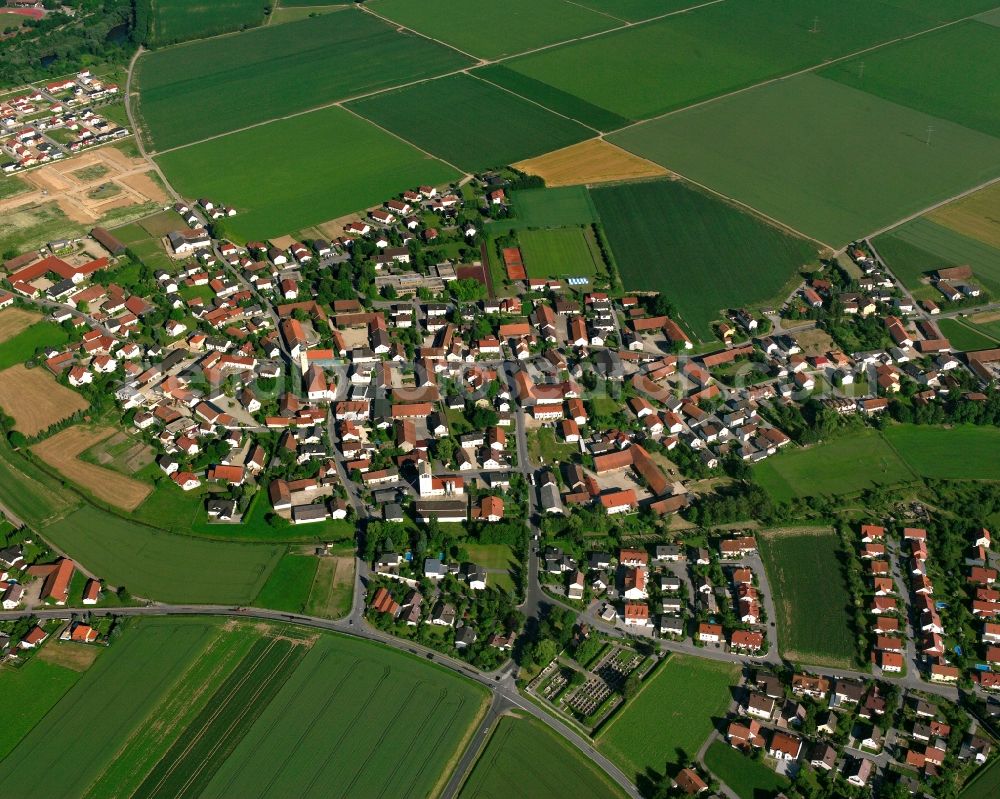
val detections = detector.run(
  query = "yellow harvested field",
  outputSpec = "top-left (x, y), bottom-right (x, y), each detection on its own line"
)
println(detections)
top-left (0, 308), bottom-right (41, 343)
top-left (31, 425), bottom-right (152, 512)
top-left (0, 365), bottom-right (88, 436)
top-left (971, 310), bottom-right (1000, 324)
top-left (928, 182), bottom-right (1000, 249)
top-left (513, 139), bottom-right (669, 187)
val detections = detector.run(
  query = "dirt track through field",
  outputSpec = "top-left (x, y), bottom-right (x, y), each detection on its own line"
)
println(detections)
top-left (31, 425), bottom-right (152, 511)
top-left (0, 308), bottom-right (41, 343)
top-left (0, 365), bottom-right (88, 436)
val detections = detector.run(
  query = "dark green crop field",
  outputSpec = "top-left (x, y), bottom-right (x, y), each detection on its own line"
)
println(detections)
top-left (143, 0), bottom-right (267, 48)
top-left (821, 21), bottom-right (1000, 139)
top-left (610, 74), bottom-right (1000, 246)
top-left (156, 106), bottom-right (459, 240)
top-left (136, 10), bottom-right (472, 150)
top-left (347, 74), bottom-right (595, 172)
top-left (591, 179), bottom-right (816, 339)
top-left (759, 528), bottom-right (857, 667)
top-left (460, 716), bottom-right (628, 799)
top-left (368, 0), bottom-right (616, 59)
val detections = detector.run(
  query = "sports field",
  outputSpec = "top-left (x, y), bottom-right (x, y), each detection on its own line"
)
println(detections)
top-left (821, 21), bottom-right (1000, 139)
top-left (0, 657), bottom-right (89, 760)
top-left (512, 139), bottom-right (668, 187)
top-left (156, 106), bottom-right (459, 240)
top-left (368, 0), bottom-right (616, 59)
top-left (0, 618), bottom-right (227, 797)
top-left (874, 217), bottom-right (1000, 293)
top-left (511, 186), bottom-right (598, 227)
top-left (519, 227), bottom-right (602, 280)
top-left (883, 424), bottom-right (1000, 481)
top-left (753, 428), bottom-right (917, 502)
top-left (0, 364), bottom-right (88, 436)
top-left (41, 505), bottom-right (284, 603)
top-left (591, 179), bottom-right (817, 339)
top-left (704, 740), bottom-right (789, 799)
top-left (144, 0), bottom-right (267, 48)
top-left (136, 11), bottom-right (472, 150)
top-left (758, 527), bottom-right (857, 667)
top-left (347, 74), bottom-right (595, 173)
top-left (460, 716), bottom-right (628, 799)
top-left (499, 0), bottom-right (968, 122)
top-left (937, 318), bottom-right (999, 352)
top-left (198, 634), bottom-right (489, 799)
top-left (927, 180), bottom-right (1000, 249)
top-left (598, 654), bottom-right (737, 779)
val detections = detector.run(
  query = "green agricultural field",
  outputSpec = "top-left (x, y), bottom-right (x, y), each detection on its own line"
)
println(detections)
top-left (512, 185), bottom-right (598, 227)
top-left (591, 180), bottom-right (817, 339)
top-left (198, 634), bottom-right (489, 799)
top-left (500, 0), bottom-right (963, 122)
top-left (962, 754), bottom-right (1000, 799)
top-left (134, 636), bottom-right (309, 799)
top-left (874, 218), bottom-right (1000, 294)
top-left (0, 658), bottom-right (87, 760)
top-left (143, 0), bottom-right (267, 48)
top-left (758, 528), bottom-right (857, 667)
top-left (347, 74), bottom-right (595, 173)
top-left (368, 0), bottom-right (616, 59)
top-left (0, 322), bottom-right (70, 369)
top-left (85, 622), bottom-right (261, 799)
top-left (821, 21), bottom-right (1000, 139)
top-left (0, 618), bottom-right (224, 797)
top-left (136, 10), bottom-right (472, 150)
top-left (937, 318), bottom-right (999, 351)
top-left (704, 740), bottom-right (790, 799)
top-left (519, 227), bottom-right (602, 280)
top-left (0, 175), bottom-right (29, 199)
top-left (157, 106), bottom-right (459, 240)
top-left (252, 553), bottom-right (318, 612)
top-left (473, 65), bottom-right (630, 132)
top-left (460, 716), bottom-right (628, 799)
top-left (570, 0), bottom-right (705, 22)
top-left (0, 441), bottom-right (79, 527)
top-left (753, 428), bottom-right (917, 502)
top-left (598, 655), bottom-right (737, 779)
top-left (41, 505), bottom-right (284, 603)
top-left (883, 424), bottom-right (1000, 481)
top-left (611, 74), bottom-right (1000, 246)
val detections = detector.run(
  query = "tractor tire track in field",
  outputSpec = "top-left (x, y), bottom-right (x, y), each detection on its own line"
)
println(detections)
top-left (389, 687), bottom-right (467, 799)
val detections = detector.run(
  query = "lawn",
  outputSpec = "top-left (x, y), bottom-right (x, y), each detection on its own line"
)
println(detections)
top-left (874, 217), bottom-right (1000, 294)
top-left (465, 543), bottom-right (517, 571)
top-left (0, 657), bottom-right (88, 760)
top-left (499, 0), bottom-right (964, 122)
top-left (460, 716), bottom-right (628, 799)
top-left (136, 10), bottom-right (472, 150)
top-left (367, 0), bottom-right (617, 59)
top-left (529, 427), bottom-right (581, 465)
top-left (0, 618), bottom-right (225, 797)
top-left (821, 21), bottom-right (1000, 139)
top-left (346, 74), bottom-right (595, 173)
top-left (519, 227), bottom-right (602, 280)
top-left (304, 551), bottom-right (355, 619)
top-left (41, 505), bottom-right (284, 604)
top-left (198, 633), bottom-right (489, 799)
top-left (758, 528), bottom-right (857, 667)
top-left (883, 424), bottom-right (1000, 481)
top-left (0, 321), bottom-right (70, 369)
top-left (252, 553), bottom-right (318, 613)
top-left (143, 0), bottom-right (267, 47)
top-left (753, 428), bottom-right (917, 502)
top-left (610, 73), bottom-right (1000, 246)
top-left (512, 185), bottom-right (598, 227)
top-left (703, 740), bottom-right (790, 799)
top-left (156, 106), bottom-right (459, 241)
top-left (937, 318), bottom-right (999, 352)
top-left (591, 179), bottom-right (817, 340)
top-left (598, 654), bottom-right (737, 779)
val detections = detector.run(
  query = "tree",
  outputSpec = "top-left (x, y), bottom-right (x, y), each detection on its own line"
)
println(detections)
top-left (534, 638), bottom-right (558, 666)
top-left (622, 672), bottom-right (641, 699)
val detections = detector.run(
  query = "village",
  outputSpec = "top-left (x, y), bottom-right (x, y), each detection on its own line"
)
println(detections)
top-left (1, 164), bottom-right (1000, 798)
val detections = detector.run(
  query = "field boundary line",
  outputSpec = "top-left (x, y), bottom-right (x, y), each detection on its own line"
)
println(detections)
top-left (561, 0), bottom-right (629, 24)
top-left (358, 3), bottom-right (485, 63)
top-left (466, 72), bottom-right (602, 134)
